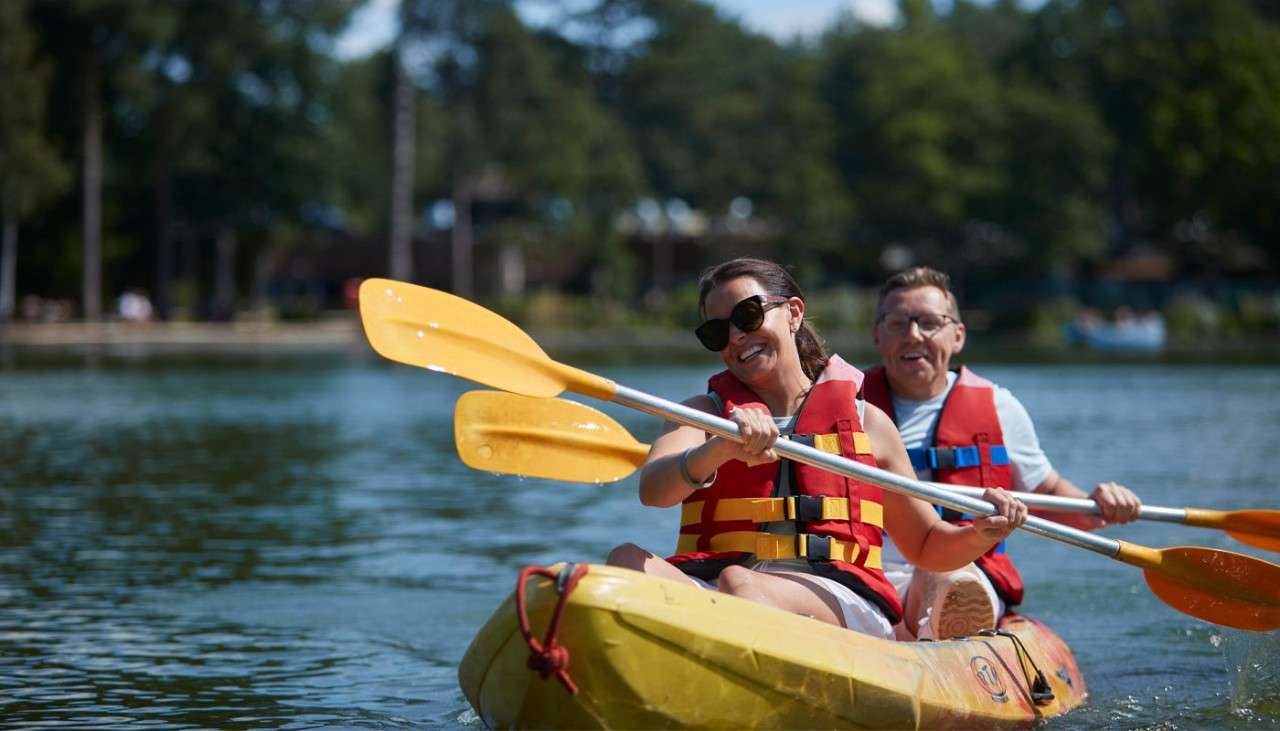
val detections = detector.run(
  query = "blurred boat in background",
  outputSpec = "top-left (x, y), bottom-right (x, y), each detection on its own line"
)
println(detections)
top-left (1064, 308), bottom-right (1167, 352)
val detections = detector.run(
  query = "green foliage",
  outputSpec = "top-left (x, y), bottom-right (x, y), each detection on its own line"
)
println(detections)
top-left (9, 0), bottom-right (1280, 335)
top-left (804, 286), bottom-right (876, 335)
top-left (1028, 296), bottom-right (1082, 344)
top-left (1021, 0), bottom-right (1280, 269)
top-left (0, 0), bottom-right (68, 216)
top-left (990, 82), bottom-right (1112, 266)
top-left (821, 17), bottom-right (1006, 269)
top-left (1164, 292), bottom-right (1226, 340)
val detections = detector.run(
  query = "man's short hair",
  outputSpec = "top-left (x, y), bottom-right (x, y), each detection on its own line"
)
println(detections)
top-left (876, 266), bottom-right (961, 320)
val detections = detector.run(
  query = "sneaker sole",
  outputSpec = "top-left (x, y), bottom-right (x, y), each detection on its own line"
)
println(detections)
top-left (934, 578), bottom-right (995, 639)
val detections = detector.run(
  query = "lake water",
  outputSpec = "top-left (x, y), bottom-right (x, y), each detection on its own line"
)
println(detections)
top-left (1, 348), bottom-right (1278, 729)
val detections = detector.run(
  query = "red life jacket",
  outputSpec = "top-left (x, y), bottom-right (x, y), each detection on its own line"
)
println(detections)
top-left (666, 355), bottom-right (903, 624)
top-left (861, 365), bottom-right (1025, 606)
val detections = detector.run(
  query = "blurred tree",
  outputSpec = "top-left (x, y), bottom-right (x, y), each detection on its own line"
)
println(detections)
top-left (401, 0), bottom-right (642, 297)
top-left (142, 0), bottom-right (357, 318)
top-left (1023, 0), bottom-right (1280, 273)
top-left (29, 0), bottom-right (174, 319)
top-left (389, 4), bottom-right (417, 282)
top-left (582, 0), bottom-right (850, 291)
top-left (473, 8), bottom-right (643, 294)
top-left (399, 0), bottom-right (510, 297)
top-left (988, 82), bottom-right (1112, 270)
top-left (617, 1), bottom-right (788, 206)
top-left (754, 50), bottom-right (851, 285)
top-left (820, 6), bottom-right (1004, 275)
top-left (943, 0), bottom-right (1114, 273)
top-left (0, 0), bottom-right (69, 320)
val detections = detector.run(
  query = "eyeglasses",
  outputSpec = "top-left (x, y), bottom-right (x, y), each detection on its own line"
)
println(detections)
top-left (876, 312), bottom-right (957, 337)
top-left (694, 295), bottom-right (790, 352)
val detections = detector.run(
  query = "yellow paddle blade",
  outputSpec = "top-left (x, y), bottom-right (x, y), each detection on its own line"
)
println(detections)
top-left (1182, 508), bottom-right (1280, 553)
top-left (455, 391), bottom-right (649, 483)
top-left (358, 278), bottom-right (616, 399)
top-left (1115, 542), bottom-right (1280, 631)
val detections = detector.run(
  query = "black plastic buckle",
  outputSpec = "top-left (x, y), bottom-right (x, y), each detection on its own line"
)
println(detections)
top-left (933, 447), bottom-right (957, 470)
top-left (790, 495), bottom-right (825, 522)
top-left (801, 534), bottom-right (832, 561)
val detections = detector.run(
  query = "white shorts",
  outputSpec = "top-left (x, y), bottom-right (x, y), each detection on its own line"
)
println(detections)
top-left (689, 560), bottom-right (895, 639)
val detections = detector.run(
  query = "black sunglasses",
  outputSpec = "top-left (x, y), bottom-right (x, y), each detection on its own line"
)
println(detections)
top-left (694, 295), bottom-right (790, 352)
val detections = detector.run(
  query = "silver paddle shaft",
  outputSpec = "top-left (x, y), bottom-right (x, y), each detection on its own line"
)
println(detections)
top-left (612, 384), bottom-right (1122, 558)
top-left (938, 484), bottom-right (1187, 523)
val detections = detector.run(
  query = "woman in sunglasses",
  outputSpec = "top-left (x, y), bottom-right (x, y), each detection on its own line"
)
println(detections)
top-left (607, 257), bottom-right (1027, 638)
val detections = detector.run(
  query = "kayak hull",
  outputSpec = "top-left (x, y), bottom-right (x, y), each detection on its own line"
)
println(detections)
top-left (459, 563), bottom-right (1086, 729)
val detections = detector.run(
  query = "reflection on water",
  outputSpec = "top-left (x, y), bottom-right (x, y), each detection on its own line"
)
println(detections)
top-left (1, 351), bottom-right (1277, 728)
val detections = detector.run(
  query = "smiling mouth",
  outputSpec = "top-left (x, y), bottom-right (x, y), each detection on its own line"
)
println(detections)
top-left (899, 352), bottom-right (926, 362)
top-left (738, 345), bottom-right (766, 363)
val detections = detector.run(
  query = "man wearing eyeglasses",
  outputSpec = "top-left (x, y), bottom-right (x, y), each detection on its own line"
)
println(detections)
top-left (861, 266), bottom-right (1142, 640)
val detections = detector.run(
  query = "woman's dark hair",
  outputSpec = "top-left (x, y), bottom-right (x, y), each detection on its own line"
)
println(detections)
top-left (697, 257), bottom-right (828, 381)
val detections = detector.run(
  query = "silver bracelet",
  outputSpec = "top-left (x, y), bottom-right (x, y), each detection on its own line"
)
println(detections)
top-left (679, 447), bottom-right (717, 490)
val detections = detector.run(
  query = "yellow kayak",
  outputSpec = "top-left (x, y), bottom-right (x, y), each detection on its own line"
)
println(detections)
top-left (459, 563), bottom-right (1087, 729)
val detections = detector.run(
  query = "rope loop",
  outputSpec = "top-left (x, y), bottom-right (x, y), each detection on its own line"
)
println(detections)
top-left (514, 563), bottom-right (589, 695)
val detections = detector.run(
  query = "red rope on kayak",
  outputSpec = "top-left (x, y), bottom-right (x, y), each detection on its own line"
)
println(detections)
top-left (515, 563), bottom-right (588, 695)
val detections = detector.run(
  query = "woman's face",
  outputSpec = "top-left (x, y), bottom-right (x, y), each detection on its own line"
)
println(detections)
top-left (702, 276), bottom-right (802, 385)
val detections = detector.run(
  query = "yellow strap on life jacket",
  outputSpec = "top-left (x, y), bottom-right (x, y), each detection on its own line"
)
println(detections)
top-left (812, 431), bottom-right (872, 455)
top-left (680, 497), bottom-right (884, 528)
top-left (674, 531), bottom-right (883, 569)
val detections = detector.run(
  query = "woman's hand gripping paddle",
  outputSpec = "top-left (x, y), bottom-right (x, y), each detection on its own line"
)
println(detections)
top-left (361, 278), bottom-right (1280, 632)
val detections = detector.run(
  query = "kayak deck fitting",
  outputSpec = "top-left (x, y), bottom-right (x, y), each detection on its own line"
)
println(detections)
top-left (459, 563), bottom-right (1087, 729)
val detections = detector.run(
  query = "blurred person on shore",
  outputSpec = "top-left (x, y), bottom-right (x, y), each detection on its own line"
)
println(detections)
top-left (861, 266), bottom-right (1142, 640)
top-left (118, 289), bottom-right (154, 322)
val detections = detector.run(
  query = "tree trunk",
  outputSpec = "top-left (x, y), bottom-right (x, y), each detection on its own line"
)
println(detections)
top-left (388, 42), bottom-right (416, 281)
top-left (213, 226), bottom-right (237, 320)
top-left (451, 179), bottom-right (473, 298)
top-left (498, 243), bottom-right (525, 297)
top-left (81, 47), bottom-right (103, 321)
top-left (154, 99), bottom-right (174, 320)
top-left (1, 198), bottom-right (16, 322)
top-left (654, 235), bottom-right (673, 293)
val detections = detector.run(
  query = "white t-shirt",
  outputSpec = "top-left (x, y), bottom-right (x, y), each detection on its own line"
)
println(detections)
top-left (881, 370), bottom-right (1052, 568)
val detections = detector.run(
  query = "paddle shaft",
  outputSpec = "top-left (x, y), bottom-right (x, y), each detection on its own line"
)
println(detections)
top-left (937, 484), bottom-right (1188, 523)
top-left (609, 384), bottom-right (1124, 558)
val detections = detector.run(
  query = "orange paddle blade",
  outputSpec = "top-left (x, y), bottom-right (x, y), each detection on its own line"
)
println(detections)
top-left (1115, 543), bottom-right (1280, 632)
top-left (455, 391), bottom-right (648, 483)
top-left (1182, 508), bottom-right (1280, 553)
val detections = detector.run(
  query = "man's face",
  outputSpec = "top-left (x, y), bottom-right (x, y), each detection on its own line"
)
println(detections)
top-left (873, 285), bottom-right (965, 399)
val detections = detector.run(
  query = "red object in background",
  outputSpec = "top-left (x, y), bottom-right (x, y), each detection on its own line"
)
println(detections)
top-left (344, 278), bottom-right (364, 309)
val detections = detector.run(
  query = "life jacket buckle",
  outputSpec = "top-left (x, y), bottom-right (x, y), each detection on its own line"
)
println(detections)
top-left (800, 533), bottom-right (833, 561)
top-left (932, 447), bottom-right (956, 470)
top-left (786, 495), bottom-right (825, 523)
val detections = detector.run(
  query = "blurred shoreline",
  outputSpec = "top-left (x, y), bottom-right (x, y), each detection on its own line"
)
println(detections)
top-left (4, 316), bottom-right (1280, 365)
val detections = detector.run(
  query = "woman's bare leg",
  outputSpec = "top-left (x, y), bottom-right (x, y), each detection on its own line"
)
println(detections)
top-left (606, 545), bottom-right (849, 628)
top-left (717, 565), bottom-right (845, 627)
top-left (605, 542), bottom-right (702, 587)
